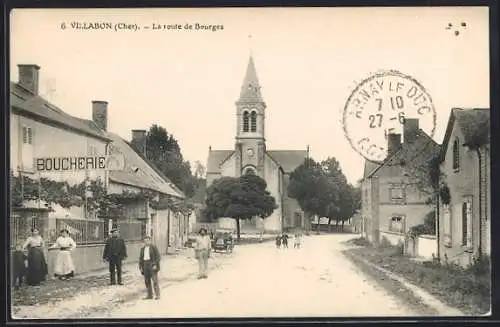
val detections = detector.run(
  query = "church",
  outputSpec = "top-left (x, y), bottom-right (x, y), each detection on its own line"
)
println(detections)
top-left (206, 56), bottom-right (308, 233)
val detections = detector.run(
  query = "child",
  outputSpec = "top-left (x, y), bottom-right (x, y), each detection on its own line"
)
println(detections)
top-left (12, 244), bottom-right (27, 289)
top-left (294, 233), bottom-right (302, 249)
top-left (275, 235), bottom-right (282, 249)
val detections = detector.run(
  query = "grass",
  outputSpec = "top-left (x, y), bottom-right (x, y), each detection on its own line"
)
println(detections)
top-left (342, 250), bottom-right (438, 316)
top-left (343, 238), bottom-right (490, 315)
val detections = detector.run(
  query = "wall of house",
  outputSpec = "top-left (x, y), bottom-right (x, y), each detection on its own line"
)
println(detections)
top-left (11, 113), bottom-right (107, 185)
top-left (46, 241), bottom-right (143, 276)
top-left (483, 147), bottom-right (491, 255)
top-left (439, 121), bottom-right (479, 267)
top-left (151, 208), bottom-right (169, 254)
top-left (262, 155), bottom-right (282, 232)
top-left (361, 178), bottom-right (373, 241)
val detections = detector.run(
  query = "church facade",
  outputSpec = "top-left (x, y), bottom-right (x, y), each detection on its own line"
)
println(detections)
top-left (206, 56), bottom-right (308, 233)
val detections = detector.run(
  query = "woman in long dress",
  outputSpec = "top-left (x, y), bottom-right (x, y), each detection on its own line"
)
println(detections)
top-left (50, 229), bottom-right (76, 280)
top-left (22, 228), bottom-right (48, 286)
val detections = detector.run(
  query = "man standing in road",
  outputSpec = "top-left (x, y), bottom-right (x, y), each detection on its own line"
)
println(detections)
top-left (103, 228), bottom-right (127, 285)
top-left (194, 228), bottom-right (212, 279)
top-left (139, 235), bottom-right (161, 300)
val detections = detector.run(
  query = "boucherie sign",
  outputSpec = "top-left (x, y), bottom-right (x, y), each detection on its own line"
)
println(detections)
top-left (35, 155), bottom-right (125, 172)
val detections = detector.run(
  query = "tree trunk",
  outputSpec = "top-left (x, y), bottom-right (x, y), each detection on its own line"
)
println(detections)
top-left (236, 218), bottom-right (241, 241)
top-left (328, 218), bottom-right (332, 232)
top-left (341, 219), bottom-right (345, 229)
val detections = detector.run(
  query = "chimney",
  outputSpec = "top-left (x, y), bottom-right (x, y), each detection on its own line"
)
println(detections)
top-left (403, 118), bottom-right (419, 144)
top-left (18, 64), bottom-right (40, 95)
top-left (131, 129), bottom-right (147, 156)
top-left (92, 101), bottom-right (108, 131)
top-left (387, 133), bottom-right (402, 156)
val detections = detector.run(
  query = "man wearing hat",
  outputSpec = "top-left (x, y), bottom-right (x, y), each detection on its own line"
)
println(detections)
top-left (139, 235), bottom-right (161, 300)
top-left (103, 228), bottom-right (127, 285)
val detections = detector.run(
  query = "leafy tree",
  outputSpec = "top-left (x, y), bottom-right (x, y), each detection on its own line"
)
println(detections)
top-left (289, 157), bottom-right (361, 232)
top-left (135, 124), bottom-right (197, 197)
top-left (203, 174), bottom-right (276, 239)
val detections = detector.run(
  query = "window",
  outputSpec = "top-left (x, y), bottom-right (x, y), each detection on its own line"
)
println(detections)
top-left (443, 205), bottom-right (452, 246)
top-left (21, 125), bottom-right (34, 171)
top-left (389, 216), bottom-right (404, 233)
top-left (453, 139), bottom-right (460, 171)
top-left (390, 187), bottom-right (404, 202)
top-left (462, 196), bottom-right (472, 248)
top-left (250, 111), bottom-right (257, 132)
top-left (22, 126), bottom-right (33, 144)
top-left (243, 111), bottom-right (249, 132)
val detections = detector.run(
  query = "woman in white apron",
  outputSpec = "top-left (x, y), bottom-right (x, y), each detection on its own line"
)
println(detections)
top-left (50, 229), bottom-right (77, 280)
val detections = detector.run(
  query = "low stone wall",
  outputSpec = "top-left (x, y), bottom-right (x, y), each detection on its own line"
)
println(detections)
top-left (417, 234), bottom-right (437, 260)
top-left (46, 241), bottom-right (143, 277)
top-left (380, 231), bottom-right (405, 246)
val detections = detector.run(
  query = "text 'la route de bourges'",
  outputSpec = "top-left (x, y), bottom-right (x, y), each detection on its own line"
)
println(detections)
top-left (62, 21), bottom-right (224, 32)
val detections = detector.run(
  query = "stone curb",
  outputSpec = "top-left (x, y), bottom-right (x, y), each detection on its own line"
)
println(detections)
top-left (345, 251), bottom-right (465, 317)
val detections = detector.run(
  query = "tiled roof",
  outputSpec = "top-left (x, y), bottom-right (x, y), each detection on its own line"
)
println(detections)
top-left (106, 132), bottom-right (184, 198)
top-left (10, 82), bottom-right (110, 141)
top-left (207, 150), bottom-right (234, 174)
top-left (440, 108), bottom-right (490, 161)
top-left (267, 150), bottom-right (307, 173)
top-left (366, 130), bottom-right (440, 179)
top-left (207, 149), bottom-right (307, 174)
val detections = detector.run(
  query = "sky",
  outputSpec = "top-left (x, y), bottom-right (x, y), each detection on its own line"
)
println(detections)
top-left (10, 7), bottom-right (490, 184)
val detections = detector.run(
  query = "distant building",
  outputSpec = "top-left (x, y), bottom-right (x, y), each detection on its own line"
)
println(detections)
top-left (437, 108), bottom-right (490, 267)
top-left (206, 56), bottom-right (307, 233)
top-left (361, 118), bottom-right (440, 245)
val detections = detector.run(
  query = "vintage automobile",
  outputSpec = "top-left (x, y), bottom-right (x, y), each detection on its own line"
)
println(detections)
top-left (212, 229), bottom-right (235, 253)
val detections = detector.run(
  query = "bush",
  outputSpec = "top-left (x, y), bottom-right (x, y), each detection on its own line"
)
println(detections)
top-left (351, 237), bottom-right (371, 247)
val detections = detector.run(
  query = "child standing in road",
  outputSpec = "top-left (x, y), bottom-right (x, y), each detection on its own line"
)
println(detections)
top-left (275, 235), bottom-right (282, 249)
top-left (294, 233), bottom-right (302, 249)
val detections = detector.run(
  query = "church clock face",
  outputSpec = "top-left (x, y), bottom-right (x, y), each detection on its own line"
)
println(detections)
top-left (246, 148), bottom-right (255, 158)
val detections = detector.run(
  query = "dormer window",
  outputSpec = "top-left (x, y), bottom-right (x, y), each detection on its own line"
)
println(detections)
top-left (250, 111), bottom-right (257, 132)
top-left (243, 111), bottom-right (249, 132)
top-left (453, 138), bottom-right (460, 171)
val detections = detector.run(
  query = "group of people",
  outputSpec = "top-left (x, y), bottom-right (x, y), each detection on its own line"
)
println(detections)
top-left (12, 226), bottom-right (216, 302)
top-left (12, 228), bottom-right (78, 289)
top-left (275, 232), bottom-right (302, 249)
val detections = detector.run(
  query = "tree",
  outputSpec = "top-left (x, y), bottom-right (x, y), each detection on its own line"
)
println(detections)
top-left (136, 124), bottom-right (197, 197)
top-left (288, 158), bottom-right (333, 231)
top-left (203, 175), bottom-right (276, 240)
top-left (289, 157), bottom-right (360, 232)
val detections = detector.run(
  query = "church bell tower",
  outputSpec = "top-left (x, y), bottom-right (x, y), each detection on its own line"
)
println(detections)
top-left (235, 55), bottom-right (266, 177)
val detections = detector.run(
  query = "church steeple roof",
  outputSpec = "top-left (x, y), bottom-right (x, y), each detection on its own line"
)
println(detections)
top-left (238, 56), bottom-right (263, 101)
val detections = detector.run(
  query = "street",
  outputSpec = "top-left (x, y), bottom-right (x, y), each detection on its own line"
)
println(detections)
top-left (96, 234), bottom-right (419, 318)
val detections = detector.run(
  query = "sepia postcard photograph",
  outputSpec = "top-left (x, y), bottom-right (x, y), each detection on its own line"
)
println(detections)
top-left (8, 6), bottom-right (491, 320)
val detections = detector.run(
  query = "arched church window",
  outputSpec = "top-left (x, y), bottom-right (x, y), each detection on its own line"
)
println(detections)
top-left (250, 111), bottom-right (257, 132)
top-left (243, 111), bottom-right (249, 132)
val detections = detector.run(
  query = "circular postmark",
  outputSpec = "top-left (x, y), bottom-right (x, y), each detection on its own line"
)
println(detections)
top-left (342, 70), bottom-right (437, 163)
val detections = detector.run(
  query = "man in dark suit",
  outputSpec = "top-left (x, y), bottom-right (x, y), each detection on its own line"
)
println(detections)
top-left (139, 235), bottom-right (161, 300)
top-left (103, 228), bottom-right (127, 285)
